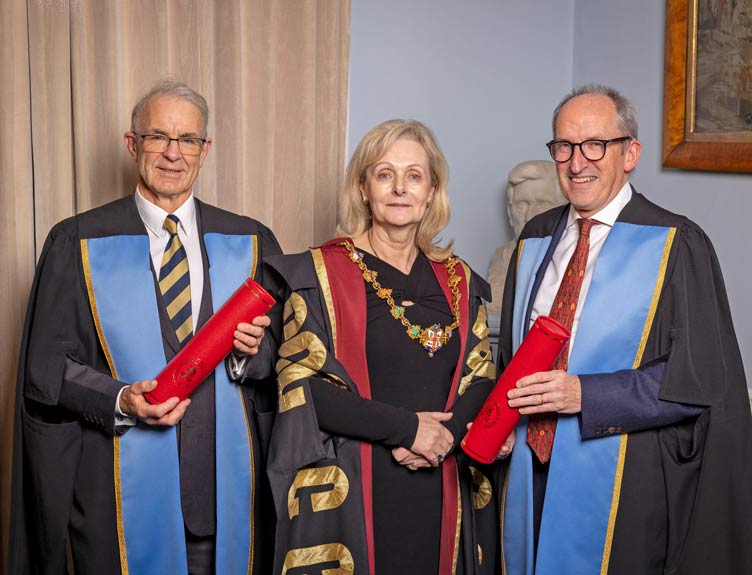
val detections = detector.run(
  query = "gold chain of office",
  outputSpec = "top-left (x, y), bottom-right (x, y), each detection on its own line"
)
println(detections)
top-left (341, 240), bottom-right (462, 357)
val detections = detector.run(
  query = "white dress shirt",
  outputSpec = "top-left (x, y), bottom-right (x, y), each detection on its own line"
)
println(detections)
top-left (530, 182), bottom-right (633, 360)
top-left (135, 187), bottom-right (204, 321)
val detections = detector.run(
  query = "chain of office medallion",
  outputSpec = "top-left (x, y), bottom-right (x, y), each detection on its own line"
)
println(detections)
top-left (341, 240), bottom-right (462, 344)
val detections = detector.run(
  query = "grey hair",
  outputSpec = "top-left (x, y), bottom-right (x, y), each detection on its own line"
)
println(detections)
top-left (551, 84), bottom-right (638, 140)
top-left (130, 78), bottom-right (209, 136)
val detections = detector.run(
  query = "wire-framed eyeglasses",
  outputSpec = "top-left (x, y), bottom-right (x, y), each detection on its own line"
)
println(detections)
top-left (135, 133), bottom-right (207, 156)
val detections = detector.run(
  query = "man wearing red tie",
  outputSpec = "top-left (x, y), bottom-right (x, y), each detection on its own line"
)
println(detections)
top-left (496, 84), bottom-right (751, 575)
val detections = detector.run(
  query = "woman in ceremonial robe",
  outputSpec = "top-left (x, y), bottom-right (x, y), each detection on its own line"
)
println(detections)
top-left (266, 119), bottom-right (501, 574)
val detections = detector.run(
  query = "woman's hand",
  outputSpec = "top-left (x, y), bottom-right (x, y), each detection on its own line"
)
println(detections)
top-left (391, 446), bottom-right (432, 470)
top-left (411, 411), bottom-right (455, 467)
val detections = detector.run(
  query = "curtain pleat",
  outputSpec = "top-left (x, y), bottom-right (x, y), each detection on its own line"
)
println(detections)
top-left (0, 1), bottom-right (35, 567)
top-left (0, 0), bottom-right (349, 566)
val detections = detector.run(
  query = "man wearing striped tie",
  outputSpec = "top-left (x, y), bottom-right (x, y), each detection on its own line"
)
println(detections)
top-left (10, 80), bottom-right (281, 575)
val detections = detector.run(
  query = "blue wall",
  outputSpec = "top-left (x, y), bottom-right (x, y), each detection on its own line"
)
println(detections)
top-left (349, 0), bottom-right (574, 271)
top-left (349, 0), bottom-right (750, 383)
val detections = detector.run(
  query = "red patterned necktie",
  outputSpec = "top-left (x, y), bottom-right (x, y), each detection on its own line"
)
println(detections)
top-left (527, 218), bottom-right (595, 463)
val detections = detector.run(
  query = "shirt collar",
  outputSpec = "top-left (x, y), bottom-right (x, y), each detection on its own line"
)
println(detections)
top-left (565, 181), bottom-right (633, 229)
top-left (134, 186), bottom-right (196, 238)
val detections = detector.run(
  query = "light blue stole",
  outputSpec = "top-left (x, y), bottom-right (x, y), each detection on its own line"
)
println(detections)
top-left (502, 222), bottom-right (675, 575)
top-left (82, 232), bottom-right (258, 575)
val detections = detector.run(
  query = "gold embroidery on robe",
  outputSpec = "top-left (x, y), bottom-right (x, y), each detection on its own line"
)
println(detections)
top-left (470, 466), bottom-right (492, 510)
top-left (282, 543), bottom-right (355, 574)
top-left (283, 292), bottom-right (308, 341)
top-left (277, 293), bottom-right (346, 412)
top-left (459, 304), bottom-right (496, 395)
top-left (288, 465), bottom-right (350, 519)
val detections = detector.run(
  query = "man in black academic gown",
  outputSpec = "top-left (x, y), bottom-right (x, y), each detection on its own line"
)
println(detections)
top-left (9, 80), bottom-right (280, 575)
top-left (497, 84), bottom-right (752, 575)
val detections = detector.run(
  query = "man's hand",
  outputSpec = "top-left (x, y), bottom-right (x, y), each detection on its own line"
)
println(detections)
top-left (233, 315), bottom-right (271, 356)
top-left (410, 412), bottom-right (455, 467)
top-left (119, 379), bottom-right (190, 426)
top-left (507, 370), bottom-right (581, 415)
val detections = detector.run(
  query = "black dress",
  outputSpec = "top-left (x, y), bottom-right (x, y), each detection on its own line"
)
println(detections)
top-left (309, 251), bottom-right (491, 573)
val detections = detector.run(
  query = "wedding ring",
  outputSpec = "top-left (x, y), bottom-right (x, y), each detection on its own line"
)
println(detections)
top-left (407, 464), bottom-right (417, 471)
top-left (538, 394), bottom-right (544, 405)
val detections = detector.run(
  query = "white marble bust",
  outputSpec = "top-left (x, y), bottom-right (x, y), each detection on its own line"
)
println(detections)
top-left (487, 160), bottom-right (566, 319)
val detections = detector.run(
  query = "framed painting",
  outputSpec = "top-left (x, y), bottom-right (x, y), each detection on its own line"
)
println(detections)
top-left (663, 0), bottom-right (752, 172)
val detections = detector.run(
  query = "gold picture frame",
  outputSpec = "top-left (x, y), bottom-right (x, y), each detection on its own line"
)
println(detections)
top-left (663, 0), bottom-right (752, 172)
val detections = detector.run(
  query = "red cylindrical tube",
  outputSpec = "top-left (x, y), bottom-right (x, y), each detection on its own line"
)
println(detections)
top-left (461, 316), bottom-right (570, 464)
top-left (144, 278), bottom-right (276, 404)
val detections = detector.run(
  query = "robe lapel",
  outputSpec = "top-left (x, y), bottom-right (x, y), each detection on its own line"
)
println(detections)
top-left (524, 207), bottom-right (569, 330)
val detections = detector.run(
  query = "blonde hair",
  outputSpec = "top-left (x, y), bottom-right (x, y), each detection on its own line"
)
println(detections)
top-left (337, 119), bottom-right (453, 261)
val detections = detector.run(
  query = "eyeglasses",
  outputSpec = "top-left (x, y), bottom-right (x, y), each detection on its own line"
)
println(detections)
top-left (546, 136), bottom-right (632, 163)
top-left (134, 133), bottom-right (206, 156)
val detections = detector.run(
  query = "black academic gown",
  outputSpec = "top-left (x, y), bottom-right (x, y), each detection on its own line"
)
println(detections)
top-left (8, 195), bottom-right (280, 575)
top-left (498, 190), bottom-right (752, 575)
top-left (266, 240), bottom-right (502, 575)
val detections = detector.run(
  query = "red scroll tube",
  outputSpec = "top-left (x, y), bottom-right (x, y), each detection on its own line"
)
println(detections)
top-left (461, 316), bottom-right (570, 464)
top-left (144, 278), bottom-right (276, 405)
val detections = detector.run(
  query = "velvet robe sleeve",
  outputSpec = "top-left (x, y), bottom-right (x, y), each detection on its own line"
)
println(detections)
top-left (226, 222), bottom-right (284, 383)
top-left (9, 218), bottom-right (116, 574)
top-left (23, 219), bottom-right (124, 432)
top-left (264, 252), bottom-right (356, 473)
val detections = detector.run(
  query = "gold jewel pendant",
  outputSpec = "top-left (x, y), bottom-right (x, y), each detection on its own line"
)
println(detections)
top-left (343, 241), bottom-right (461, 357)
top-left (420, 324), bottom-right (446, 356)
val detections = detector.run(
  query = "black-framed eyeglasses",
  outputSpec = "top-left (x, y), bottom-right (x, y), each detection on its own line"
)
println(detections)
top-left (546, 136), bottom-right (632, 163)
top-left (134, 133), bottom-right (207, 156)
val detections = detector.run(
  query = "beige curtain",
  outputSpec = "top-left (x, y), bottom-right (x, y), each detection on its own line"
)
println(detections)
top-left (0, 0), bottom-right (350, 566)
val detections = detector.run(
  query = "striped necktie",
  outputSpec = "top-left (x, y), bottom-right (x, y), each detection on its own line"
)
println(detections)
top-left (527, 218), bottom-right (596, 463)
top-left (159, 214), bottom-right (193, 345)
